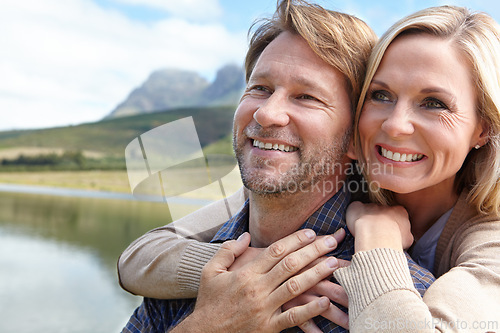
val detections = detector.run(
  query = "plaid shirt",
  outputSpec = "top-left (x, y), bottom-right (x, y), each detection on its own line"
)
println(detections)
top-left (123, 187), bottom-right (435, 333)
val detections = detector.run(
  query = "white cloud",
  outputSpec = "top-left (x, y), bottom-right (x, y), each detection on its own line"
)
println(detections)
top-left (111, 0), bottom-right (224, 21)
top-left (439, 0), bottom-right (500, 19)
top-left (339, 0), bottom-right (500, 37)
top-left (0, 0), bottom-right (246, 130)
top-left (3, 0), bottom-right (498, 132)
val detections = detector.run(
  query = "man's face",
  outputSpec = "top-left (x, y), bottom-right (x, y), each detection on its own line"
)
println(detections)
top-left (233, 31), bottom-right (353, 196)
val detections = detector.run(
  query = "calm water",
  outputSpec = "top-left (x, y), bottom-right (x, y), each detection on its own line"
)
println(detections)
top-left (0, 189), bottom-right (200, 333)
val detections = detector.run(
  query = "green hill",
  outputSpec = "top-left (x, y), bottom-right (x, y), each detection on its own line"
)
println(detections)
top-left (0, 105), bottom-right (236, 170)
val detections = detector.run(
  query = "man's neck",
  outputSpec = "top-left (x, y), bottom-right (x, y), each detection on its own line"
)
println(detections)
top-left (248, 177), bottom-right (344, 247)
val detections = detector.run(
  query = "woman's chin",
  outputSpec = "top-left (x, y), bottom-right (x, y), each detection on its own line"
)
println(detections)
top-left (369, 176), bottom-right (419, 194)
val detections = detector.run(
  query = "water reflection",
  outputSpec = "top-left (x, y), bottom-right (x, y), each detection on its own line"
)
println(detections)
top-left (0, 191), bottom-right (191, 333)
top-left (0, 227), bottom-right (135, 332)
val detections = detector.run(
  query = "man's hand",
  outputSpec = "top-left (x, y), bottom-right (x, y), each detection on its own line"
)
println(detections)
top-left (228, 245), bottom-right (263, 272)
top-left (173, 229), bottom-right (342, 333)
top-left (346, 201), bottom-right (413, 252)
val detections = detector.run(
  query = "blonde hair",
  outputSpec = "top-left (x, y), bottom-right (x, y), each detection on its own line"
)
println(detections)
top-left (354, 5), bottom-right (500, 216)
top-left (245, 0), bottom-right (377, 113)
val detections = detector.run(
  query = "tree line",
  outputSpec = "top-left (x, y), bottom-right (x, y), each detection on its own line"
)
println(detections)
top-left (0, 151), bottom-right (125, 171)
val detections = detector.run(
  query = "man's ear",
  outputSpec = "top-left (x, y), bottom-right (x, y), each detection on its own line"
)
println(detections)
top-left (346, 139), bottom-right (356, 160)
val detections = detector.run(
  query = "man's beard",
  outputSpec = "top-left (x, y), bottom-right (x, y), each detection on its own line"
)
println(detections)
top-left (233, 125), bottom-right (351, 197)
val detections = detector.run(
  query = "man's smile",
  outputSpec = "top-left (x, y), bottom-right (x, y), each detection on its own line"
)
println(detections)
top-left (252, 139), bottom-right (298, 152)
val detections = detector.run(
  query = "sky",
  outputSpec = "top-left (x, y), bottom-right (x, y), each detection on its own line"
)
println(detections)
top-left (1, 0), bottom-right (499, 131)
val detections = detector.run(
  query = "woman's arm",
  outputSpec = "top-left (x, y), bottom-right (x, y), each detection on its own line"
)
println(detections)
top-left (118, 187), bottom-right (247, 299)
top-left (335, 208), bottom-right (500, 332)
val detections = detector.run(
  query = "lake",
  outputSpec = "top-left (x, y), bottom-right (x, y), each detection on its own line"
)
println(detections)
top-left (0, 188), bottom-right (206, 333)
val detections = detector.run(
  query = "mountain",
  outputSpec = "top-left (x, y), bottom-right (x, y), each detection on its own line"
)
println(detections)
top-left (107, 64), bottom-right (245, 119)
top-left (0, 106), bottom-right (236, 157)
top-left (199, 64), bottom-right (246, 106)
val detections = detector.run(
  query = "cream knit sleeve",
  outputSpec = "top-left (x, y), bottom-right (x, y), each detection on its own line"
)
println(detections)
top-left (118, 187), bottom-right (247, 299)
top-left (334, 248), bottom-right (430, 332)
top-left (334, 248), bottom-right (421, 319)
top-left (334, 218), bottom-right (500, 332)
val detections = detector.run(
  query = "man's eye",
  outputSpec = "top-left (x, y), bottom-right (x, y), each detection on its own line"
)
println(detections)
top-left (298, 94), bottom-right (318, 101)
top-left (252, 85), bottom-right (269, 92)
top-left (245, 85), bottom-right (272, 97)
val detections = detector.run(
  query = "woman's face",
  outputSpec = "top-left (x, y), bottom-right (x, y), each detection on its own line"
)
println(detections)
top-left (358, 33), bottom-right (485, 197)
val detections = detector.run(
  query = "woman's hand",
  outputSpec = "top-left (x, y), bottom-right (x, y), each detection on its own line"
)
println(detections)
top-left (346, 201), bottom-right (413, 252)
top-left (282, 229), bottom-right (350, 332)
top-left (281, 264), bottom-right (350, 332)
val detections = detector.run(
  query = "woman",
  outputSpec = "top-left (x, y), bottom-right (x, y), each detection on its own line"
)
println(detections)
top-left (333, 5), bottom-right (500, 331)
top-left (118, 5), bottom-right (500, 332)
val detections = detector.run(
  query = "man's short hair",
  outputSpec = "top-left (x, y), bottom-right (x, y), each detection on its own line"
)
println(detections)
top-left (244, 0), bottom-right (377, 113)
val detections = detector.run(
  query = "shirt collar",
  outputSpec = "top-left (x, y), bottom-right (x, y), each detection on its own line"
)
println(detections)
top-left (211, 200), bottom-right (250, 243)
top-left (211, 186), bottom-right (350, 243)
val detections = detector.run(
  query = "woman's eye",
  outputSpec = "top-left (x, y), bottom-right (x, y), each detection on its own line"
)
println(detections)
top-left (371, 90), bottom-right (390, 102)
top-left (423, 98), bottom-right (447, 109)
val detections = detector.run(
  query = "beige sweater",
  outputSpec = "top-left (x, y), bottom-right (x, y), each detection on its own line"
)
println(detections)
top-left (118, 190), bottom-right (500, 332)
top-left (118, 188), bottom-right (246, 298)
top-left (334, 192), bottom-right (500, 332)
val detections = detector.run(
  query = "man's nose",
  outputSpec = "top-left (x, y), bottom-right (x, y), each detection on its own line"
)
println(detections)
top-left (253, 92), bottom-right (290, 127)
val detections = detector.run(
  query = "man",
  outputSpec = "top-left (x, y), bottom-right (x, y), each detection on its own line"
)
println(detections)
top-left (121, 1), bottom-right (434, 332)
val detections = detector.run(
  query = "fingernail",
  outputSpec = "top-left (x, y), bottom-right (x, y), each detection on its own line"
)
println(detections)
top-left (318, 297), bottom-right (330, 308)
top-left (304, 229), bottom-right (315, 239)
top-left (237, 232), bottom-right (247, 242)
top-left (334, 228), bottom-right (345, 235)
top-left (324, 236), bottom-right (336, 248)
top-left (326, 257), bottom-right (338, 268)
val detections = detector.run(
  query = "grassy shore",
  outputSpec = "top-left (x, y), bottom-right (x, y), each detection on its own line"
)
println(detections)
top-left (0, 170), bottom-right (131, 193)
top-left (0, 168), bottom-right (243, 201)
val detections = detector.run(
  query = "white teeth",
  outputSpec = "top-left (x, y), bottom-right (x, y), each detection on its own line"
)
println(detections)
top-left (381, 147), bottom-right (424, 162)
top-left (253, 140), bottom-right (297, 152)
